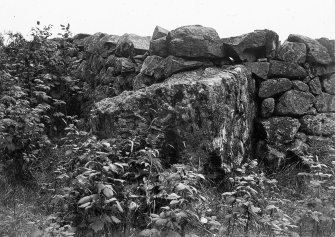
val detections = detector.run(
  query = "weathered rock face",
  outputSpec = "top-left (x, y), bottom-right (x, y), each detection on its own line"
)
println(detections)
top-left (152, 26), bottom-right (169, 40)
top-left (115, 33), bottom-right (151, 57)
top-left (275, 90), bottom-right (315, 116)
top-left (243, 62), bottom-right (269, 80)
top-left (300, 113), bottom-right (335, 136)
top-left (259, 117), bottom-right (300, 144)
top-left (93, 66), bottom-right (256, 166)
top-left (268, 60), bottom-right (307, 79)
top-left (68, 26), bottom-right (335, 171)
top-left (323, 74), bottom-right (335, 95)
top-left (277, 41), bottom-right (306, 64)
top-left (167, 25), bottom-right (224, 59)
top-left (315, 93), bottom-right (335, 112)
top-left (258, 78), bottom-right (292, 98)
top-left (222, 30), bottom-right (279, 62)
top-left (288, 34), bottom-right (332, 65)
top-left (317, 38), bottom-right (335, 62)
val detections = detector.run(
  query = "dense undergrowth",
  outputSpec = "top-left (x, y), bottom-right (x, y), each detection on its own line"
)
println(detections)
top-left (1, 24), bottom-right (335, 237)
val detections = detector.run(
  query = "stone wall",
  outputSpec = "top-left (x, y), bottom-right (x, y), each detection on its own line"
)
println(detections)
top-left (69, 25), bottom-right (335, 170)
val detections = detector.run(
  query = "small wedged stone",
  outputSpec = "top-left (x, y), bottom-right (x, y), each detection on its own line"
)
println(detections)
top-left (308, 77), bottom-right (322, 95)
top-left (275, 90), bottom-right (315, 116)
top-left (261, 98), bottom-right (275, 118)
top-left (292, 80), bottom-right (309, 92)
top-left (258, 78), bottom-right (292, 98)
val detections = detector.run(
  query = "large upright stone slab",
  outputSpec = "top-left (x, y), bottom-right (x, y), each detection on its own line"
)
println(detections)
top-left (93, 66), bottom-right (256, 166)
top-left (167, 25), bottom-right (224, 59)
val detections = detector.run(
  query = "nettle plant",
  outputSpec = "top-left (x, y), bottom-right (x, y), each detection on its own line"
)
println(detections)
top-left (49, 122), bottom-right (211, 237)
top-left (0, 22), bottom-right (82, 184)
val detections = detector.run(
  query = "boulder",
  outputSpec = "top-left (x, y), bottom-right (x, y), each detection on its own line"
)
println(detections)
top-left (315, 93), bottom-right (335, 112)
top-left (150, 37), bottom-right (168, 57)
top-left (73, 32), bottom-right (120, 56)
top-left (308, 77), bottom-right (322, 95)
top-left (140, 55), bottom-right (208, 81)
top-left (152, 25), bottom-right (169, 40)
top-left (275, 90), bottom-right (315, 116)
top-left (277, 41), bottom-right (306, 64)
top-left (167, 25), bottom-right (224, 59)
top-left (317, 38), bottom-right (335, 62)
top-left (258, 78), bottom-right (292, 98)
top-left (115, 33), bottom-right (151, 57)
top-left (222, 29), bottom-right (279, 62)
top-left (288, 34), bottom-right (332, 65)
top-left (261, 98), bottom-right (275, 118)
top-left (268, 60), bottom-right (307, 79)
top-left (259, 117), bottom-right (300, 144)
top-left (92, 66), bottom-right (256, 166)
top-left (300, 113), bottom-right (335, 136)
top-left (243, 62), bottom-right (270, 80)
top-left (114, 58), bottom-right (136, 75)
top-left (292, 80), bottom-right (309, 92)
top-left (322, 73), bottom-right (335, 95)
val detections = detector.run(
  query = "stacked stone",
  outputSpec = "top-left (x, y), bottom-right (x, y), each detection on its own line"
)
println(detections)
top-left (251, 35), bottom-right (335, 167)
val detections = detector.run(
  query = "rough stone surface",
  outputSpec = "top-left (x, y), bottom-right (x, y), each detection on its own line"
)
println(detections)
top-left (308, 77), bottom-right (322, 95)
top-left (300, 113), bottom-right (335, 136)
top-left (115, 33), bottom-right (151, 57)
top-left (292, 80), bottom-right (309, 92)
top-left (261, 98), bottom-right (275, 118)
top-left (317, 38), bottom-right (335, 62)
top-left (288, 34), bottom-right (332, 65)
top-left (167, 25), bottom-right (223, 59)
top-left (275, 90), bottom-right (315, 116)
top-left (152, 26), bottom-right (169, 40)
top-left (258, 78), bottom-right (292, 98)
top-left (141, 55), bottom-right (209, 81)
top-left (268, 60), bottom-right (307, 79)
top-left (74, 32), bottom-right (120, 56)
top-left (259, 117), bottom-right (300, 144)
top-left (322, 74), bottom-right (335, 95)
top-left (315, 93), bottom-right (335, 112)
top-left (150, 37), bottom-right (168, 57)
top-left (222, 30), bottom-right (279, 62)
top-left (93, 66), bottom-right (255, 166)
top-left (277, 41), bottom-right (306, 64)
top-left (243, 62), bottom-right (270, 80)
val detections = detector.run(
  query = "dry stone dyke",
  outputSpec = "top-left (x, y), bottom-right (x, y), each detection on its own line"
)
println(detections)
top-left (68, 25), bottom-right (335, 171)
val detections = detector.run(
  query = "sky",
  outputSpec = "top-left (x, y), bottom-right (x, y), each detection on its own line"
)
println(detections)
top-left (0, 0), bottom-right (334, 42)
